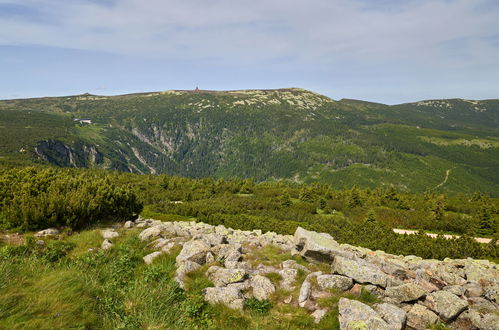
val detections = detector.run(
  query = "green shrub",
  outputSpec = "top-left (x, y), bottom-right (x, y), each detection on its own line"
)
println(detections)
top-left (244, 297), bottom-right (272, 316)
top-left (0, 167), bottom-right (143, 230)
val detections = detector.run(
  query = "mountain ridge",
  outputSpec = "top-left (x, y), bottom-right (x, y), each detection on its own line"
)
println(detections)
top-left (1, 88), bottom-right (498, 195)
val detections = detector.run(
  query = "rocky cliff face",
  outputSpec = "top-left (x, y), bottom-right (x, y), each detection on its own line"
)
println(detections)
top-left (95, 219), bottom-right (499, 329)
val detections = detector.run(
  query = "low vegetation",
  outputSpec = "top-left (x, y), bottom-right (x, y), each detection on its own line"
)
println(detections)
top-left (1, 166), bottom-right (497, 261)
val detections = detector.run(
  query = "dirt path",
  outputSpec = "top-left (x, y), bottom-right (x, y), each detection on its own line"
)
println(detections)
top-left (429, 168), bottom-right (453, 191)
top-left (393, 228), bottom-right (495, 244)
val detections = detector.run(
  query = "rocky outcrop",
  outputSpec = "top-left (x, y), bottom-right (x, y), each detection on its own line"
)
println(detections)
top-left (338, 298), bottom-right (389, 329)
top-left (129, 219), bottom-right (499, 327)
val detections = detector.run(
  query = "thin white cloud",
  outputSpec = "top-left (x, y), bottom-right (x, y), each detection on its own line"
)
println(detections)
top-left (1, 0), bottom-right (498, 64)
top-left (1, 0), bottom-right (499, 103)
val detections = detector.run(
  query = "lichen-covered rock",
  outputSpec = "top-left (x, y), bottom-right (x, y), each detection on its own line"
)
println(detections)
top-left (452, 309), bottom-right (482, 330)
top-left (123, 220), bottom-right (134, 228)
top-left (101, 239), bottom-right (113, 250)
top-left (294, 227), bottom-right (352, 263)
top-left (483, 284), bottom-right (499, 303)
top-left (374, 303), bottom-right (406, 330)
top-left (406, 304), bottom-right (439, 330)
top-left (423, 290), bottom-right (468, 322)
top-left (203, 286), bottom-right (245, 310)
top-left (212, 243), bottom-right (242, 262)
top-left (281, 259), bottom-right (309, 272)
top-left (161, 242), bottom-right (175, 253)
top-left (143, 251), bottom-right (162, 265)
top-left (200, 233), bottom-right (227, 246)
top-left (332, 256), bottom-right (389, 287)
top-left (101, 229), bottom-right (119, 239)
top-left (250, 275), bottom-right (275, 300)
top-left (443, 285), bottom-right (465, 296)
top-left (176, 239), bottom-right (211, 265)
top-left (338, 298), bottom-right (389, 330)
top-left (35, 228), bottom-right (59, 237)
top-left (464, 262), bottom-right (493, 282)
top-left (317, 274), bottom-right (354, 291)
top-left (298, 279), bottom-right (312, 308)
top-left (480, 313), bottom-right (499, 330)
top-left (464, 281), bottom-right (483, 297)
top-left (279, 268), bottom-right (298, 291)
top-left (139, 226), bottom-right (162, 241)
top-left (311, 309), bottom-right (328, 324)
top-left (175, 261), bottom-right (201, 289)
top-left (384, 283), bottom-right (427, 302)
top-left (467, 297), bottom-right (497, 313)
top-left (205, 252), bottom-right (215, 264)
top-left (206, 266), bottom-right (248, 287)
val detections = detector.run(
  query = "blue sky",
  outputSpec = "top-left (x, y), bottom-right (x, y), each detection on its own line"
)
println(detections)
top-left (0, 0), bottom-right (498, 104)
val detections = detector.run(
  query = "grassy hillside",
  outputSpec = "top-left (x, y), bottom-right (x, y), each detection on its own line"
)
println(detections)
top-left (0, 88), bottom-right (498, 195)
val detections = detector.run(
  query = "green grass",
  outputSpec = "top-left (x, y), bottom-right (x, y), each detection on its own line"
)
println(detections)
top-left (0, 223), bottom-right (386, 330)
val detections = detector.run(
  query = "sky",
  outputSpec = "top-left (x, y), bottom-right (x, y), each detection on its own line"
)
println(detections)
top-left (0, 0), bottom-right (498, 104)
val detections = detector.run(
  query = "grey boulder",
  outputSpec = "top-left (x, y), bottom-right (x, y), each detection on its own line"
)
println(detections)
top-left (250, 275), bottom-right (275, 300)
top-left (338, 298), bottom-right (389, 330)
top-left (176, 239), bottom-right (211, 265)
top-left (317, 274), bottom-right (354, 291)
top-left (423, 290), bottom-right (468, 322)
top-left (332, 256), bottom-right (389, 288)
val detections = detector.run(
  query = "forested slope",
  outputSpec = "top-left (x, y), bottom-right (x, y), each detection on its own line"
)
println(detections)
top-left (0, 88), bottom-right (498, 195)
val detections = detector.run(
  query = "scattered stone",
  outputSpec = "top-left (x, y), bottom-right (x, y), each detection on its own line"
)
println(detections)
top-left (316, 274), bottom-right (353, 291)
top-left (281, 259), bottom-right (309, 272)
top-left (35, 239), bottom-right (45, 247)
top-left (464, 281), bottom-right (483, 297)
top-left (483, 284), bottom-right (499, 303)
top-left (35, 228), bottom-right (59, 237)
top-left (201, 233), bottom-right (227, 246)
top-left (467, 296), bottom-right (497, 313)
top-left (212, 243), bottom-right (242, 262)
top-left (175, 261), bottom-right (202, 289)
top-left (294, 227), bottom-right (351, 263)
top-left (143, 251), bottom-right (162, 265)
top-left (443, 285), bottom-right (465, 296)
top-left (176, 239), bottom-right (211, 265)
top-left (480, 313), bottom-right (499, 330)
top-left (338, 298), bottom-right (389, 330)
top-left (423, 290), bottom-right (468, 322)
top-left (283, 296), bottom-right (293, 304)
top-left (298, 279), bottom-right (312, 307)
top-left (332, 256), bottom-right (389, 287)
top-left (139, 226), bottom-right (162, 241)
top-left (374, 303), bottom-right (407, 330)
top-left (311, 309), bottom-right (328, 324)
top-left (101, 239), bottom-right (113, 250)
top-left (225, 261), bottom-right (252, 270)
top-left (123, 220), bottom-right (134, 228)
top-left (384, 283), bottom-right (427, 302)
top-left (151, 238), bottom-right (170, 249)
top-left (161, 242), bottom-right (175, 254)
top-left (250, 275), bottom-right (275, 300)
top-left (101, 229), bottom-right (119, 239)
top-left (206, 252), bottom-right (215, 264)
top-left (453, 309), bottom-right (482, 330)
top-left (279, 268), bottom-right (298, 291)
top-left (406, 304), bottom-right (439, 330)
top-left (203, 286), bottom-right (244, 310)
top-left (206, 266), bottom-right (248, 287)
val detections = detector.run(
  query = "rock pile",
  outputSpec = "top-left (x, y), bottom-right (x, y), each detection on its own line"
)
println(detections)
top-left (119, 218), bottom-right (498, 329)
